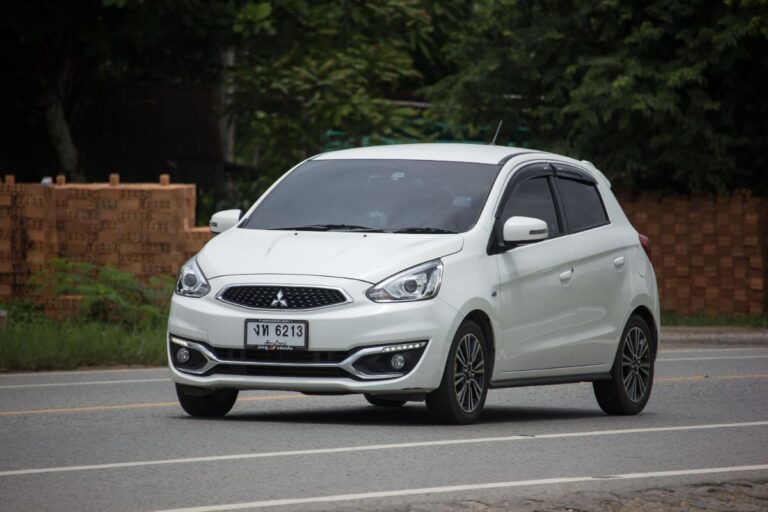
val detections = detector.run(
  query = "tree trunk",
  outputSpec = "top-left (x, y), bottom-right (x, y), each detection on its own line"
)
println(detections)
top-left (219, 48), bottom-right (236, 163)
top-left (40, 86), bottom-right (84, 181)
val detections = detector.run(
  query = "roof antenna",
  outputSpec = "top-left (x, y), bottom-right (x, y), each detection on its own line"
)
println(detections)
top-left (490, 120), bottom-right (503, 145)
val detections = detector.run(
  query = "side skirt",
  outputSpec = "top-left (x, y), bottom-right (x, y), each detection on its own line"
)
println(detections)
top-left (490, 372), bottom-right (611, 389)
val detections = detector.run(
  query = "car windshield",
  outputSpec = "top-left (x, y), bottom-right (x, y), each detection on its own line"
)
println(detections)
top-left (242, 159), bottom-right (501, 233)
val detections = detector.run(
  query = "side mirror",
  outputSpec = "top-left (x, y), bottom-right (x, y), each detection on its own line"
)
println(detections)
top-left (210, 209), bottom-right (242, 234)
top-left (503, 216), bottom-right (549, 245)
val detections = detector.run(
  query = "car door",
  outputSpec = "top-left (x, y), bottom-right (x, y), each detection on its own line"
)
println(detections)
top-left (493, 164), bottom-right (579, 373)
top-left (552, 164), bottom-right (631, 366)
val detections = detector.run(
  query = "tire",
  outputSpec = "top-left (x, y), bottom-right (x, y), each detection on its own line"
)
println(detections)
top-left (426, 320), bottom-right (489, 424)
top-left (364, 394), bottom-right (407, 407)
top-left (175, 383), bottom-right (238, 418)
top-left (593, 315), bottom-right (655, 415)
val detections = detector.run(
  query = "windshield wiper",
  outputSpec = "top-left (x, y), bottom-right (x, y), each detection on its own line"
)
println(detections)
top-left (273, 224), bottom-right (383, 232)
top-left (390, 227), bottom-right (457, 234)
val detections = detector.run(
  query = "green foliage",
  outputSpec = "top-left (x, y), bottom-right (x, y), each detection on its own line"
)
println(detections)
top-left (662, 312), bottom-right (768, 328)
top-left (27, 259), bottom-right (174, 328)
top-left (224, 0), bottom-right (434, 205)
top-left (427, 0), bottom-right (768, 195)
top-left (0, 316), bottom-right (166, 371)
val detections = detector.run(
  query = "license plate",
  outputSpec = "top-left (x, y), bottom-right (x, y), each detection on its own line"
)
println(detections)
top-left (245, 319), bottom-right (308, 351)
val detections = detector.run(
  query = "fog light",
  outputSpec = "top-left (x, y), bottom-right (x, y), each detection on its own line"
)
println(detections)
top-left (389, 353), bottom-right (406, 371)
top-left (176, 347), bottom-right (191, 364)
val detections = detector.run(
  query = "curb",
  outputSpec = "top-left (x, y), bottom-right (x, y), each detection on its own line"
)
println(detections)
top-left (662, 327), bottom-right (768, 347)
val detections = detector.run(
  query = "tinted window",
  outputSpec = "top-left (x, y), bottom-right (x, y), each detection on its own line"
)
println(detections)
top-left (501, 177), bottom-right (561, 236)
top-left (557, 178), bottom-right (609, 231)
top-left (244, 159), bottom-right (501, 233)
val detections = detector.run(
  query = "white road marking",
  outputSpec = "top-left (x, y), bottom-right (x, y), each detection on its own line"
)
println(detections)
top-left (658, 355), bottom-right (768, 362)
top-left (0, 378), bottom-right (169, 390)
top-left (1, 420), bottom-right (766, 478)
top-left (151, 464), bottom-right (768, 512)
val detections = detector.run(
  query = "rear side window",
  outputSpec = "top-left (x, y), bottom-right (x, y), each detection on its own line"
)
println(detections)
top-left (557, 178), bottom-right (609, 232)
top-left (501, 177), bottom-right (562, 236)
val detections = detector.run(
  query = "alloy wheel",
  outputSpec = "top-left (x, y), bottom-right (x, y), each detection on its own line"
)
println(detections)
top-left (621, 326), bottom-right (651, 402)
top-left (454, 333), bottom-right (485, 413)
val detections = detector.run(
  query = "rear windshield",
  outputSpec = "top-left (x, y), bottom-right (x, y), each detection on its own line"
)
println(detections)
top-left (242, 159), bottom-right (501, 233)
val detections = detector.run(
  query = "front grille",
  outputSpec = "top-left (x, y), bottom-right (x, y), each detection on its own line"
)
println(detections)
top-left (211, 347), bottom-right (353, 364)
top-left (219, 286), bottom-right (348, 309)
top-left (206, 364), bottom-right (351, 379)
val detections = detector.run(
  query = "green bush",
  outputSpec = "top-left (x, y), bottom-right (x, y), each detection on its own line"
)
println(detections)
top-left (0, 260), bottom-right (174, 370)
top-left (27, 259), bottom-right (174, 328)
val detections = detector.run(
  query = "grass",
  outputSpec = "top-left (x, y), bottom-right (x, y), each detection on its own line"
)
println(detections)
top-left (661, 312), bottom-right (768, 328)
top-left (0, 319), bottom-right (167, 371)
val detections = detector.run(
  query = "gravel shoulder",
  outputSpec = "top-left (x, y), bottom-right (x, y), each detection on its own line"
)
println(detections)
top-left (355, 479), bottom-right (768, 512)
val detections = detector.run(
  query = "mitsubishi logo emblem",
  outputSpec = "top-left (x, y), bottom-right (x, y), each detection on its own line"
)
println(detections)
top-left (271, 289), bottom-right (288, 307)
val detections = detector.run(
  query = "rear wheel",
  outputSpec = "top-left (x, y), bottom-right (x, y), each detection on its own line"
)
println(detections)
top-left (364, 394), bottom-right (407, 407)
top-left (593, 315), bottom-right (655, 415)
top-left (175, 384), bottom-right (238, 418)
top-left (426, 320), bottom-right (489, 424)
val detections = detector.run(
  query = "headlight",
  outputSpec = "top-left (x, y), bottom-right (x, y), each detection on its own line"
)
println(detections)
top-left (175, 257), bottom-right (211, 298)
top-left (366, 260), bottom-right (443, 302)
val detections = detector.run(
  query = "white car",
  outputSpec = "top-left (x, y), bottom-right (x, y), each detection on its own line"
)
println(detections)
top-left (169, 143), bottom-right (659, 424)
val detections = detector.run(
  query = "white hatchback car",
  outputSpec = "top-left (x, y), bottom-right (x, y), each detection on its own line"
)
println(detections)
top-left (169, 143), bottom-right (659, 424)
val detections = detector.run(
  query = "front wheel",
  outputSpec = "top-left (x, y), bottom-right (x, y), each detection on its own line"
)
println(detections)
top-left (593, 315), bottom-right (655, 415)
top-left (426, 320), bottom-right (489, 424)
top-left (175, 384), bottom-right (238, 418)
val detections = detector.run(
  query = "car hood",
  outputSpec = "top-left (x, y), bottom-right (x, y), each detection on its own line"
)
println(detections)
top-left (197, 228), bottom-right (464, 284)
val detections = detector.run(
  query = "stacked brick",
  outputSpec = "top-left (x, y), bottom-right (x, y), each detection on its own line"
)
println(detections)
top-left (0, 174), bottom-right (212, 303)
top-left (53, 177), bottom-right (197, 276)
top-left (618, 191), bottom-right (767, 315)
top-left (0, 176), bottom-right (58, 299)
top-left (183, 227), bottom-right (213, 261)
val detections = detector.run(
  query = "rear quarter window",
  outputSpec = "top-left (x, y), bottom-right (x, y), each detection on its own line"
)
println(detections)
top-left (557, 178), bottom-right (609, 232)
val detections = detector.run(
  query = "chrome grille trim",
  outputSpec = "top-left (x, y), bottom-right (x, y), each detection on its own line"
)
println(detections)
top-left (215, 284), bottom-right (353, 311)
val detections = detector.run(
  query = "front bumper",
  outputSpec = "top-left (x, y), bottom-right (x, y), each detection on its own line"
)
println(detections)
top-left (167, 274), bottom-right (458, 393)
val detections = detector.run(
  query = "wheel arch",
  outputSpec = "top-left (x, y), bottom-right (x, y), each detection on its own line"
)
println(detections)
top-left (463, 309), bottom-right (496, 376)
top-left (630, 305), bottom-right (659, 360)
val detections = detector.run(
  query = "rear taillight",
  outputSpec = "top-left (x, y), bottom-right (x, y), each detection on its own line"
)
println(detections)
top-left (639, 234), bottom-right (652, 260)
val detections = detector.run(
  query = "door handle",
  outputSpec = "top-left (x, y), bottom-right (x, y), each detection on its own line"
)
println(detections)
top-left (613, 256), bottom-right (625, 268)
top-left (559, 269), bottom-right (573, 282)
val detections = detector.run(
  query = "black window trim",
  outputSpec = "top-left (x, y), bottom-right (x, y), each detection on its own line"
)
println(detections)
top-left (488, 160), bottom-right (610, 254)
top-left (488, 162), bottom-right (564, 254)
top-left (550, 161), bottom-right (611, 234)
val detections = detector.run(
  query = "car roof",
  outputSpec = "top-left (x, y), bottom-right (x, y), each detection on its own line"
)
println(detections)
top-left (312, 143), bottom-right (540, 165)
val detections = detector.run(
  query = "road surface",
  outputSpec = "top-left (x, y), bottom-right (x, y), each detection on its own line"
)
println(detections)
top-left (1, 346), bottom-right (767, 511)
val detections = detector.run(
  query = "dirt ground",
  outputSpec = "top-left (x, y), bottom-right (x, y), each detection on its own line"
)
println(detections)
top-left (369, 479), bottom-right (768, 512)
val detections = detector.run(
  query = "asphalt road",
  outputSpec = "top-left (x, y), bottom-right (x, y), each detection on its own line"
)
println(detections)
top-left (1, 345), bottom-right (767, 512)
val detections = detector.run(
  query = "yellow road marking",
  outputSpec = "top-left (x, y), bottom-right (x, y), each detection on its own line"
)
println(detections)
top-left (0, 395), bottom-right (304, 417)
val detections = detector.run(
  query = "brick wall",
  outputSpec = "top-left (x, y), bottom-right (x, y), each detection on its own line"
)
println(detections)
top-left (1, 175), bottom-right (766, 316)
top-left (0, 174), bottom-right (212, 300)
top-left (618, 191), bottom-right (767, 315)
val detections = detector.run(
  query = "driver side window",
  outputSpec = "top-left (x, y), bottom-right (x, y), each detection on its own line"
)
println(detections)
top-left (501, 176), bottom-right (562, 237)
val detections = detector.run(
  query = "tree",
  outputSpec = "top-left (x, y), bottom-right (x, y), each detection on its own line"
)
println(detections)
top-left (427, 0), bottom-right (768, 195)
top-left (225, 0), bottom-right (432, 204)
top-left (1, 0), bottom-right (241, 180)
